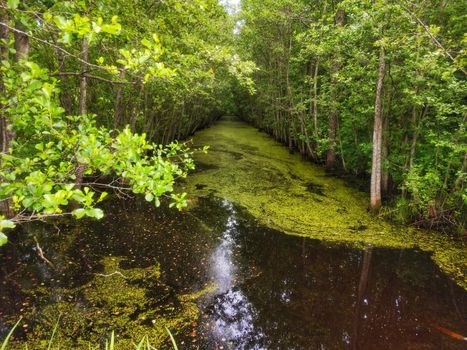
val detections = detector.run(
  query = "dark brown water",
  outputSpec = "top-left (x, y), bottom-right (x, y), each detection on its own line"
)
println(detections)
top-left (0, 196), bottom-right (466, 349)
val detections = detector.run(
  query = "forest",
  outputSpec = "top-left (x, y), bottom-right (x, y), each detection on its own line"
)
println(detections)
top-left (0, 0), bottom-right (465, 349)
top-left (235, 0), bottom-right (466, 230)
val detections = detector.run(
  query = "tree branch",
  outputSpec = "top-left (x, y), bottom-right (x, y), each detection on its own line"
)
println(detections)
top-left (33, 236), bottom-right (55, 269)
top-left (0, 21), bottom-right (119, 73)
top-left (53, 71), bottom-right (135, 85)
top-left (400, 6), bottom-right (466, 75)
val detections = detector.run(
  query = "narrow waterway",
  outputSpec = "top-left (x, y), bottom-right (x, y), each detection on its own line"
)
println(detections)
top-left (0, 118), bottom-right (466, 349)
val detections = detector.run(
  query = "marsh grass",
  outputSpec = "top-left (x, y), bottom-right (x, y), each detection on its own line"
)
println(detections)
top-left (1, 319), bottom-right (179, 350)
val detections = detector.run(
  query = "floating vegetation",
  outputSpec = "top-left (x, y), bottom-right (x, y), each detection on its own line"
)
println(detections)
top-left (6, 256), bottom-right (203, 348)
top-left (183, 119), bottom-right (467, 289)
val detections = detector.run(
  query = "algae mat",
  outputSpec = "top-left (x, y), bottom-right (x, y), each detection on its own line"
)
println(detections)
top-left (182, 117), bottom-right (466, 289)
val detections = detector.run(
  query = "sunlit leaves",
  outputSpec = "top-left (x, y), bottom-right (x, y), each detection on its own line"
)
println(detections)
top-left (0, 58), bottom-right (195, 241)
top-left (0, 218), bottom-right (15, 247)
top-left (6, 0), bottom-right (19, 10)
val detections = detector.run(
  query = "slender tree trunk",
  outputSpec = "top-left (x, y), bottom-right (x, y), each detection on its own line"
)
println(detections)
top-left (0, 6), bottom-right (10, 156)
top-left (286, 34), bottom-right (294, 153)
top-left (113, 70), bottom-right (125, 130)
top-left (0, 6), bottom-right (10, 217)
top-left (13, 24), bottom-right (29, 63)
top-left (326, 103), bottom-right (337, 170)
top-left (381, 112), bottom-right (390, 194)
top-left (312, 60), bottom-right (319, 135)
top-left (370, 45), bottom-right (386, 211)
top-left (326, 9), bottom-right (344, 170)
top-left (130, 83), bottom-right (144, 132)
top-left (4, 22), bottom-right (29, 151)
top-left (0, 20), bottom-right (29, 217)
top-left (75, 36), bottom-right (89, 189)
top-left (78, 37), bottom-right (89, 116)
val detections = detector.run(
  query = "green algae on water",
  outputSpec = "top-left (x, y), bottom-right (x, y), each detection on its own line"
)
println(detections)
top-left (15, 256), bottom-right (205, 349)
top-left (182, 118), bottom-right (467, 289)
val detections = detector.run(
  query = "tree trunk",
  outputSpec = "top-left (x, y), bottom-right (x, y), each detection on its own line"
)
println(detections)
top-left (113, 70), bottom-right (125, 130)
top-left (0, 6), bottom-right (10, 156)
top-left (326, 9), bottom-right (344, 171)
top-left (78, 37), bottom-right (89, 116)
top-left (56, 49), bottom-right (73, 115)
top-left (13, 24), bottom-right (29, 62)
top-left (0, 6), bottom-right (10, 217)
top-left (75, 36), bottom-right (89, 189)
top-left (4, 22), bottom-right (29, 153)
top-left (130, 83), bottom-right (144, 132)
top-left (312, 59), bottom-right (319, 135)
top-left (381, 112), bottom-right (390, 194)
top-left (370, 46), bottom-right (386, 211)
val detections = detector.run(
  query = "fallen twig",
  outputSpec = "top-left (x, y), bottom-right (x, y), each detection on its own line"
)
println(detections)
top-left (96, 271), bottom-right (127, 279)
top-left (33, 236), bottom-right (55, 269)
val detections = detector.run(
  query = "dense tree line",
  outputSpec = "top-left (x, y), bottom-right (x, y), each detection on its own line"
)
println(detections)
top-left (234, 0), bottom-right (466, 231)
top-left (0, 0), bottom-right (253, 244)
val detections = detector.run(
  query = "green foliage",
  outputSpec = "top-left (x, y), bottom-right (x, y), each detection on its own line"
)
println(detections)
top-left (235, 0), bottom-right (466, 230)
top-left (1, 0), bottom-right (255, 244)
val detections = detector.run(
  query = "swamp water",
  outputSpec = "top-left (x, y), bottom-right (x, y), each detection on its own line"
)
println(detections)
top-left (0, 118), bottom-right (466, 349)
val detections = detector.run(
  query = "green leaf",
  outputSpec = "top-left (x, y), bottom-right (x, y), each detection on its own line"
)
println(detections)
top-left (0, 220), bottom-right (15, 229)
top-left (92, 208), bottom-right (104, 220)
top-left (72, 208), bottom-right (86, 219)
top-left (97, 192), bottom-right (108, 203)
top-left (0, 233), bottom-right (8, 247)
top-left (7, 0), bottom-right (19, 9)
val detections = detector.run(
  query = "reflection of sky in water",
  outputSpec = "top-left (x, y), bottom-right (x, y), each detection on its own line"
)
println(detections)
top-left (208, 200), bottom-right (265, 349)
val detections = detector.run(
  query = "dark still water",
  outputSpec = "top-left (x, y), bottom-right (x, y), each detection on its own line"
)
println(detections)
top-left (0, 196), bottom-right (465, 349)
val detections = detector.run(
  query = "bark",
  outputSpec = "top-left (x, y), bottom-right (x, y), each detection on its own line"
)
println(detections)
top-left (0, 6), bottom-right (9, 156)
top-left (3, 22), bottom-right (29, 154)
top-left (312, 60), bottom-right (319, 135)
top-left (370, 46), bottom-right (386, 211)
top-left (0, 6), bottom-right (10, 217)
top-left (75, 37), bottom-right (89, 189)
top-left (130, 83), bottom-right (144, 132)
top-left (0, 19), bottom-right (29, 216)
top-left (13, 24), bottom-right (29, 62)
top-left (78, 36), bottom-right (89, 116)
top-left (326, 9), bottom-right (345, 170)
top-left (113, 70), bottom-right (125, 130)
top-left (286, 35), bottom-right (294, 153)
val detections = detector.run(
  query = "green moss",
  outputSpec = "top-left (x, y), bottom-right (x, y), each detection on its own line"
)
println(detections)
top-left (182, 119), bottom-right (467, 289)
top-left (14, 256), bottom-right (207, 349)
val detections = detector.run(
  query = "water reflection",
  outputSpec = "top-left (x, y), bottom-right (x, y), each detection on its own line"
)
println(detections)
top-left (210, 200), bottom-right (238, 293)
top-left (0, 197), bottom-right (466, 349)
top-left (207, 199), bottom-right (265, 349)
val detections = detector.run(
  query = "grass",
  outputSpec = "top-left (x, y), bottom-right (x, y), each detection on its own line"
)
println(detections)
top-left (1, 319), bottom-right (179, 350)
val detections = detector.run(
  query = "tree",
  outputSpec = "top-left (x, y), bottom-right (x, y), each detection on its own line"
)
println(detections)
top-left (235, 0), bottom-right (466, 230)
top-left (0, 0), bottom-right (254, 245)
